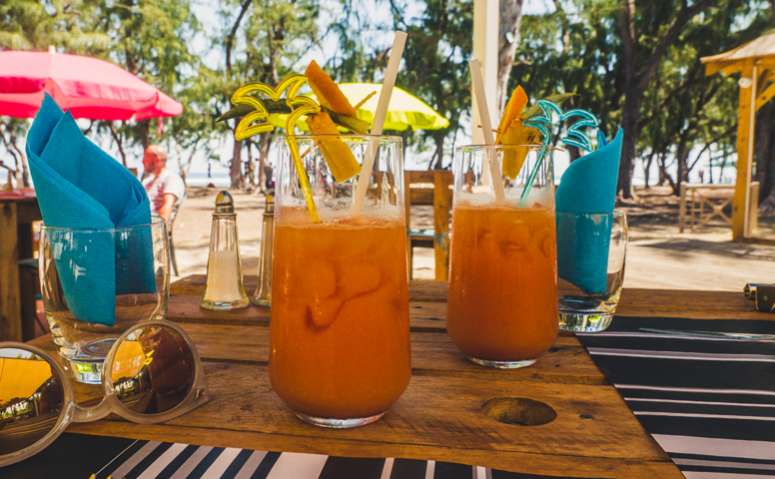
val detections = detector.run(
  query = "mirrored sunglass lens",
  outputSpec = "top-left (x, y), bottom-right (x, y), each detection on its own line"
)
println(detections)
top-left (0, 347), bottom-right (64, 455)
top-left (110, 325), bottom-right (195, 414)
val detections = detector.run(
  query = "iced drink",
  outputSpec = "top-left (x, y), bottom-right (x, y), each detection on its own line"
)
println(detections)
top-left (447, 202), bottom-right (558, 367)
top-left (269, 209), bottom-right (411, 424)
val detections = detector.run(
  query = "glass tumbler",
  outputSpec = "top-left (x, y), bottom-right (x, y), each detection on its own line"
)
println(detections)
top-left (557, 209), bottom-right (628, 332)
top-left (40, 221), bottom-right (169, 384)
top-left (269, 135), bottom-right (410, 428)
top-left (448, 145), bottom-right (558, 369)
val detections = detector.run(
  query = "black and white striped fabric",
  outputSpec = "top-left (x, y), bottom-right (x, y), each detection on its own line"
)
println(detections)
top-left (578, 316), bottom-right (775, 479)
top-left (3, 432), bottom-right (586, 479)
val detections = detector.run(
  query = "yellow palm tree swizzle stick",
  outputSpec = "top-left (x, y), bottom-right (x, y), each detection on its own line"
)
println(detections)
top-left (229, 74), bottom-right (320, 221)
top-left (285, 96), bottom-right (321, 222)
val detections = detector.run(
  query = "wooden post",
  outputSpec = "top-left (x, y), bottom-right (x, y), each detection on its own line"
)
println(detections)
top-left (0, 202), bottom-right (21, 341)
top-left (732, 62), bottom-right (756, 240)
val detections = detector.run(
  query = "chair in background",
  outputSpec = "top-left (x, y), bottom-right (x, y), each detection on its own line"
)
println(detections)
top-left (678, 182), bottom-right (759, 233)
top-left (403, 170), bottom-right (453, 281)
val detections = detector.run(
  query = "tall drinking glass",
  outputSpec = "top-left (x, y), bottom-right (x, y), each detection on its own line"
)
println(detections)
top-left (269, 135), bottom-right (410, 428)
top-left (448, 145), bottom-right (558, 368)
top-left (40, 221), bottom-right (169, 384)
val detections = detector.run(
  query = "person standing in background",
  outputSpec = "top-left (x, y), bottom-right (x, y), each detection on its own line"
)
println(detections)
top-left (142, 145), bottom-right (185, 223)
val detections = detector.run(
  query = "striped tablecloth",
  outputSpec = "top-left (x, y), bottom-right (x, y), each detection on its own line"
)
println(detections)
top-left (4, 433), bottom-right (585, 479)
top-left (578, 316), bottom-right (775, 479)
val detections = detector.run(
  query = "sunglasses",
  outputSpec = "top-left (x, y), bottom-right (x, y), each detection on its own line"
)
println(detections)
top-left (0, 320), bottom-right (208, 467)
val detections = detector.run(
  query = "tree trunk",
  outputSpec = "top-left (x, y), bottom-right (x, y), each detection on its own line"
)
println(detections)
top-left (244, 141), bottom-right (256, 190)
top-left (109, 123), bottom-right (128, 167)
top-left (754, 6), bottom-right (775, 211)
top-left (139, 120), bottom-right (150, 149)
top-left (230, 139), bottom-right (242, 189)
top-left (618, 89), bottom-right (639, 198)
top-left (497, 0), bottom-right (524, 111)
top-left (616, 0), bottom-right (637, 198)
top-left (756, 105), bottom-right (775, 213)
top-left (258, 134), bottom-right (272, 191)
top-left (431, 133), bottom-right (445, 170)
top-left (615, 0), bottom-right (713, 198)
top-left (755, 101), bottom-right (773, 194)
top-left (643, 152), bottom-right (654, 188)
top-left (18, 151), bottom-right (30, 187)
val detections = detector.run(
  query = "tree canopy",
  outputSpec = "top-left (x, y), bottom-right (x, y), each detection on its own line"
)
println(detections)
top-left (1, 0), bottom-right (774, 201)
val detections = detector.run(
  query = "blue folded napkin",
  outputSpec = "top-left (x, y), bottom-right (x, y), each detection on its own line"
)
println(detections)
top-left (556, 128), bottom-right (623, 294)
top-left (26, 94), bottom-right (155, 326)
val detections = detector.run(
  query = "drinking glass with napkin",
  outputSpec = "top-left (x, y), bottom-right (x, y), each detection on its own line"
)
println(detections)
top-left (26, 94), bottom-right (156, 326)
top-left (556, 128), bottom-right (623, 294)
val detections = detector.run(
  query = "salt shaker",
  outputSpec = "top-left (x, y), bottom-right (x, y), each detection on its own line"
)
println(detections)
top-left (251, 189), bottom-right (274, 307)
top-left (201, 191), bottom-right (249, 310)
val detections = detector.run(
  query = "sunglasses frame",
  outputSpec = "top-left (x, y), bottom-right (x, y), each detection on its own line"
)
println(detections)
top-left (0, 319), bottom-right (209, 468)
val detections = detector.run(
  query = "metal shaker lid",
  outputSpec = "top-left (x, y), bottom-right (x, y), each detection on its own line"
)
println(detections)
top-left (214, 190), bottom-right (236, 215)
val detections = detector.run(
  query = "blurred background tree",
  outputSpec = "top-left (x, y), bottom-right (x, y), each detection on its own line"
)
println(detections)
top-left (218, 0), bottom-right (319, 189)
top-left (1, 0), bottom-right (775, 202)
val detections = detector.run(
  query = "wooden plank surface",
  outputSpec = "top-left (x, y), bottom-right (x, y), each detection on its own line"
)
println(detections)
top-left (0, 196), bottom-right (41, 341)
top-left (0, 201), bottom-right (21, 341)
top-left (30, 275), bottom-right (761, 477)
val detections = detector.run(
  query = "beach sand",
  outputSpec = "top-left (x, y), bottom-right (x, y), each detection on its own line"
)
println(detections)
top-left (174, 187), bottom-right (775, 292)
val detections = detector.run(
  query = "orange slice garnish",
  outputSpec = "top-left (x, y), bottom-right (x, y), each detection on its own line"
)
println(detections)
top-left (306, 60), bottom-right (357, 117)
top-left (496, 86), bottom-right (539, 179)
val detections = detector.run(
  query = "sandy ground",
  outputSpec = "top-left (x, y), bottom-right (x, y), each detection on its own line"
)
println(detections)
top-left (174, 187), bottom-right (775, 293)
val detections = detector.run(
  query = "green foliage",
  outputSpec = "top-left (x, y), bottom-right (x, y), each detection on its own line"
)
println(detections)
top-left (328, 0), bottom-right (473, 167)
top-left (393, 0), bottom-right (472, 166)
top-left (514, 0), bottom-right (771, 190)
top-left (0, 0), bottom-right (109, 52)
top-left (86, 0), bottom-right (207, 162)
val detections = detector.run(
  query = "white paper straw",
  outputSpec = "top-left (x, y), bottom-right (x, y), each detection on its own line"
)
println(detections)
top-left (351, 31), bottom-right (408, 215)
top-left (469, 58), bottom-right (505, 203)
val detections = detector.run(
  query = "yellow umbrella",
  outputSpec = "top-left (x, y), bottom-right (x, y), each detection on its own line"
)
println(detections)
top-left (0, 357), bottom-right (53, 403)
top-left (338, 83), bottom-right (449, 131)
top-left (266, 82), bottom-right (449, 132)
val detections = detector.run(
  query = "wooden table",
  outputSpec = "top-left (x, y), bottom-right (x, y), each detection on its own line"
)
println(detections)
top-left (29, 276), bottom-right (772, 478)
top-left (1, 192), bottom-right (40, 341)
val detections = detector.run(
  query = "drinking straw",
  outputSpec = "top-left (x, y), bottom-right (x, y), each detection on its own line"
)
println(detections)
top-left (351, 31), bottom-right (408, 215)
top-left (469, 59), bottom-right (506, 204)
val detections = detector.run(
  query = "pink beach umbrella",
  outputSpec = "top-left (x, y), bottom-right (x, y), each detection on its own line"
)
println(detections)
top-left (0, 49), bottom-right (182, 120)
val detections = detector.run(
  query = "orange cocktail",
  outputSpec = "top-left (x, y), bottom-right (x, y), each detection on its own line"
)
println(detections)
top-left (448, 203), bottom-right (558, 367)
top-left (269, 210), bottom-right (410, 426)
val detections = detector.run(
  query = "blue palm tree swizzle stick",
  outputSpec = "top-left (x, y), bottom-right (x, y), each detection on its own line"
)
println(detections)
top-left (520, 99), bottom-right (600, 205)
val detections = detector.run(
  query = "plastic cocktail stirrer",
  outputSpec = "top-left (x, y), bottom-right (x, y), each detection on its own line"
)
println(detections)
top-left (520, 99), bottom-right (600, 205)
top-left (230, 75), bottom-right (321, 222)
